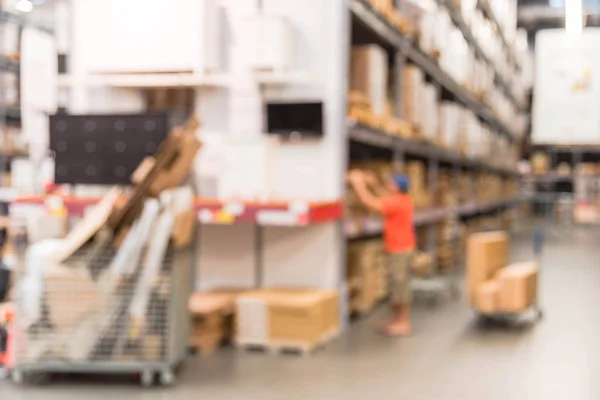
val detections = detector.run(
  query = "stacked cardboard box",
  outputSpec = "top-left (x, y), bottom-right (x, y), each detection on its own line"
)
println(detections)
top-left (347, 240), bottom-right (387, 314)
top-left (350, 45), bottom-right (388, 119)
top-left (467, 231), bottom-right (509, 307)
top-left (531, 152), bottom-right (550, 175)
top-left (472, 254), bottom-right (539, 315)
top-left (235, 289), bottom-right (340, 353)
top-left (436, 220), bottom-right (456, 270)
top-left (457, 172), bottom-right (473, 204)
top-left (346, 161), bottom-right (397, 232)
top-left (411, 250), bottom-right (433, 278)
top-left (436, 168), bottom-right (456, 208)
top-left (188, 290), bottom-right (242, 355)
top-left (439, 102), bottom-right (465, 151)
top-left (405, 161), bottom-right (432, 210)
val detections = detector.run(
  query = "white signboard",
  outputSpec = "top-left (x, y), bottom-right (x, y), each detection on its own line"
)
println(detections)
top-left (533, 29), bottom-right (600, 145)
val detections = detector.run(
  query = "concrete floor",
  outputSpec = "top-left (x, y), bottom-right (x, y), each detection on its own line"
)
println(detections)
top-left (2, 223), bottom-right (600, 399)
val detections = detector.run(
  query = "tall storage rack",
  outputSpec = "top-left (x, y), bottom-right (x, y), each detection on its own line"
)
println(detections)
top-left (346, 0), bottom-right (527, 301)
top-left (27, 0), bottom-right (529, 331)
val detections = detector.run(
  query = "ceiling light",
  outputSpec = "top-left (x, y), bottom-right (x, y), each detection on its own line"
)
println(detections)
top-left (15, 0), bottom-right (34, 13)
top-left (565, 0), bottom-right (583, 35)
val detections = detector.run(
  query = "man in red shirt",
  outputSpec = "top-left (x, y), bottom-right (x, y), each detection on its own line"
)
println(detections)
top-left (349, 170), bottom-right (416, 336)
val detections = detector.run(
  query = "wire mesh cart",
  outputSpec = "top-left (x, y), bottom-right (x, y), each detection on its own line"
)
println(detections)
top-left (10, 241), bottom-right (191, 387)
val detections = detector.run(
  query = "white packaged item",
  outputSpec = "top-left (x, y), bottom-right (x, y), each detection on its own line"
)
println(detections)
top-left (461, 0), bottom-right (477, 26)
top-left (420, 84), bottom-right (439, 142)
top-left (11, 158), bottom-right (54, 194)
top-left (193, 131), bottom-right (225, 198)
top-left (130, 210), bottom-right (173, 320)
top-left (433, 8), bottom-right (451, 54)
top-left (25, 209), bottom-right (68, 243)
top-left (218, 135), bottom-right (279, 202)
top-left (237, 14), bottom-right (294, 72)
top-left (75, 0), bottom-right (221, 74)
top-left (20, 239), bottom-right (64, 328)
top-left (439, 103), bottom-right (462, 149)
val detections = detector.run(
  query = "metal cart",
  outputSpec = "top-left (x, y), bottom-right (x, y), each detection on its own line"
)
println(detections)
top-left (10, 240), bottom-right (191, 386)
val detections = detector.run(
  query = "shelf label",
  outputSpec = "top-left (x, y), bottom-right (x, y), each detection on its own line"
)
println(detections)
top-left (257, 211), bottom-right (298, 226)
top-left (223, 202), bottom-right (245, 216)
top-left (198, 209), bottom-right (214, 223)
top-left (289, 201), bottom-right (309, 214)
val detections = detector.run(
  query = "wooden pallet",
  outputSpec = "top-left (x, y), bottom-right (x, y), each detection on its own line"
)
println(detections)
top-left (235, 328), bottom-right (340, 356)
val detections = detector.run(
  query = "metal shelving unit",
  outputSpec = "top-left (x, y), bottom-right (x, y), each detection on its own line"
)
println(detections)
top-left (440, 0), bottom-right (522, 110)
top-left (348, 0), bottom-right (526, 302)
top-left (350, 0), bottom-right (520, 141)
top-left (478, 0), bottom-right (518, 69)
top-left (348, 121), bottom-right (518, 176)
top-left (346, 198), bottom-right (520, 240)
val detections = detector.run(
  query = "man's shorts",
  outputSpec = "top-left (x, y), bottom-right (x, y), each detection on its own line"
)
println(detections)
top-left (388, 251), bottom-right (414, 304)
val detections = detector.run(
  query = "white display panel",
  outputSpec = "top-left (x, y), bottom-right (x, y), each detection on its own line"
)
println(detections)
top-left (74, 0), bottom-right (220, 74)
top-left (533, 29), bottom-right (600, 145)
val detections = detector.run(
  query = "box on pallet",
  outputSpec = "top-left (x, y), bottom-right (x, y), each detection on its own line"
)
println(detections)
top-left (236, 289), bottom-right (340, 351)
top-left (467, 231), bottom-right (509, 304)
top-left (494, 262), bottom-right (538, 313)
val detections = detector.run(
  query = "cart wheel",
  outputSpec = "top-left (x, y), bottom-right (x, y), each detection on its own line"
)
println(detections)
top-left (141, 370), bottom-right (154, 387)
top-left (11, 369), bottom-right (24, 385)
top-left (160, 369), bottom-right (174, 386)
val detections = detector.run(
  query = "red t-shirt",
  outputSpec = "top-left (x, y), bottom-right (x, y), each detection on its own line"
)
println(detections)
top-left (380, 194), bottom-right (416, 253)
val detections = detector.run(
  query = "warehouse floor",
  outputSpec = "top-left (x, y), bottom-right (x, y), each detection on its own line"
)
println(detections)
top-left (2, 222), bottom-right (600, 399)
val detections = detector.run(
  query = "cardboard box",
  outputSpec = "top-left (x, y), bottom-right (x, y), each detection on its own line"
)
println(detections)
top-left (476, 280), bottom-right (500, 314)
top-left (236, 289), bottom-right (339, 347)
top-left (466, 231), bottom-right (508, 304)
top-left (496, 262), bottom-right (539, 313)
top-left (350, 45), bottom-right (388, 116)
top-left (402, 66), bottom-right (424, 126)
top-left (189, 290), bottom-right (243, 354)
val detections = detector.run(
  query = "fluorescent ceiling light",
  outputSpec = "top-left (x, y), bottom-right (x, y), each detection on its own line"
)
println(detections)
top-left (565, 0), bottom-right (583, 35)
top-left (15, 0), bottom-right (34, 13)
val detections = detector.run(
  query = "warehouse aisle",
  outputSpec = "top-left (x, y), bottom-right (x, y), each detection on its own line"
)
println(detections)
top-left (2, 224), bottom-right (600, 399)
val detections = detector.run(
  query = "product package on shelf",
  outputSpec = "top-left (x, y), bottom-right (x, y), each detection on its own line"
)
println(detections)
top-left (401, 66), bottom-right (424, 133)
top-left (235, 289), bottom-right (340, 354)
top-left (436, 168), bottom-right (456, 208)
top-left (347, 239), bottom-right (387, 315)
top-left (420, 83), bottom-right (439, 143)
top-left (436, 220), bottom-right (457, 271)
top-left (350, 45), bottom-right (389, 119)
top-left (530, 152), bottom-right (550, 175)
top-left (218, 135), bottom-right (280, 202)
top-left (439, 102), bottom-right (465, 152)
top-left (405, 161), bottom-right (431, 210)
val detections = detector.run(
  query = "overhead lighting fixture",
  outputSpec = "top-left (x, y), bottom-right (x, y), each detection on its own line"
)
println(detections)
top-left (15, 0), bottom-right (34, 13)
top-left (565, 0), bottom-right (583, 35)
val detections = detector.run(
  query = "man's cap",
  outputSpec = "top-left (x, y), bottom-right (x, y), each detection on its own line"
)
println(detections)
top-left (393, 174), bottom-right (410, 192)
